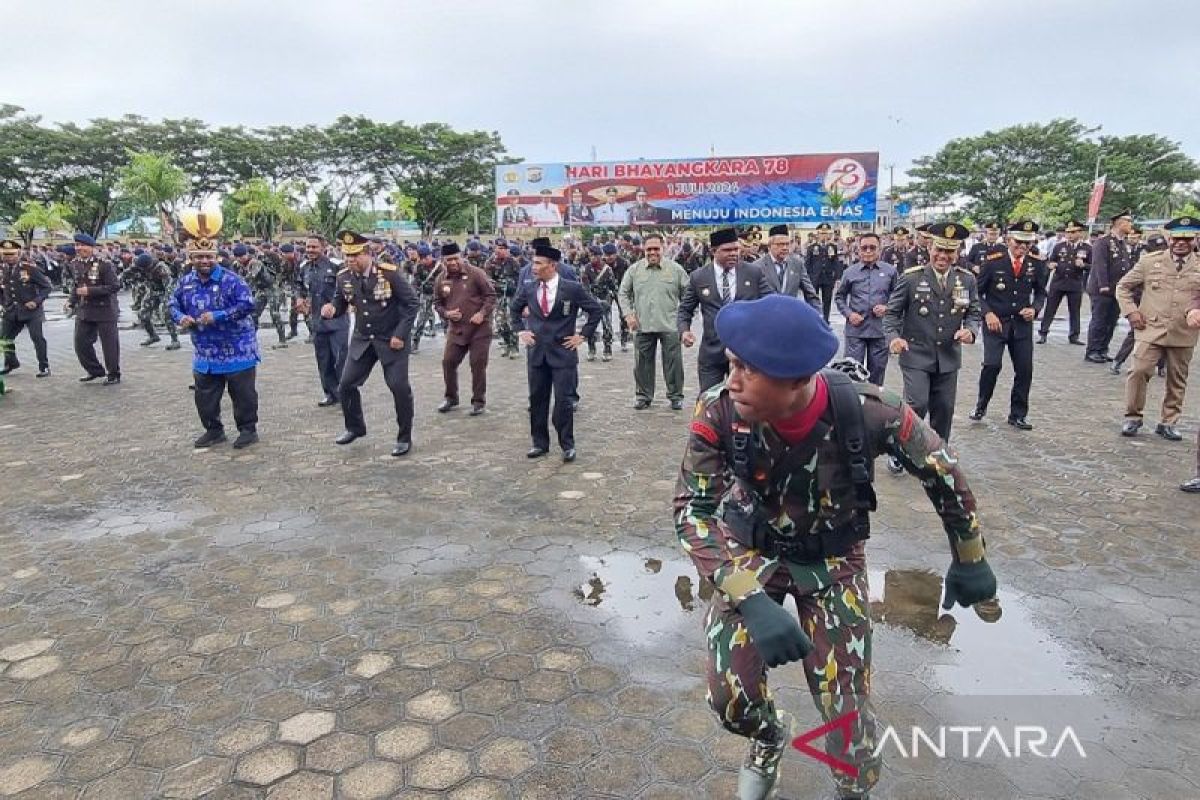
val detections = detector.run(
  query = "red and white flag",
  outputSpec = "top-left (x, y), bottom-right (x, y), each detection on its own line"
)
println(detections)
top-left (1086, 175), bottom-right (1107, 225)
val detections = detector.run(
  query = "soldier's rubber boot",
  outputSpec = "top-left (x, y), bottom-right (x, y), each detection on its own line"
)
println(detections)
top-left (602, 348), bottom-right (612, 363)
top-left (140, 330), bottom-right (161, 347)
top-left (737, 714), bottom-right (792, 800)
top-left (273, 323), bottom-right (288, 349)
top-left (587, 346), bottom-right (596, 362)
top-left (165, 337), bottom-right (181, 351)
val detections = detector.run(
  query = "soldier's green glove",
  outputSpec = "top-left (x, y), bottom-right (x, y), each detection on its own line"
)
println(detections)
top-left (738, 592), bottom-right (813, 668)
top-left (941, 559), bottom-right (997, 610)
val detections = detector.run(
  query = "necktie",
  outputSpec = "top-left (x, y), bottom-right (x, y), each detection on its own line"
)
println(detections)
top-left (1013, 258), bottom-right (1022, 278)
top-left (1177, 257), bottom-right (1187, 272)
top-left (720, 269), bottom-right (731, 303)
top-left (776, 261), bottom-right (786, 286)
top-left (540, 281), bottom-right (550, 314)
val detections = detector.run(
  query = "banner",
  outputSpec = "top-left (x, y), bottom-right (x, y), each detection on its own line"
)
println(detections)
top-left (495, 152), bottom-right (879, 229)
top-left (1086, 175), bottom-right (1106, 226)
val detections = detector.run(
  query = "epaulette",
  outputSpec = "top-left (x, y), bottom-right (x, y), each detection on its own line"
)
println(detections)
top-left (378, 263), bottom-right (397, 271)
top-left (954, 265), bottom-right (973, 274)
top-left (985, 251), bottom-right (1005, 260)
top-left (903, 265), bottom-right (924, 274)
top-left (336, 267), bottom-right (350, 277)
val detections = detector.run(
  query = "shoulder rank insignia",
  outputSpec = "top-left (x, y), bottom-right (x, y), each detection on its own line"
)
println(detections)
top-left (903, 265), bottom-right (924, 274)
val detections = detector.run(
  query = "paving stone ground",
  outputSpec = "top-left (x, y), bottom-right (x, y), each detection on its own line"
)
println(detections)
top-left (0, 294), bottom-right (1198, 799)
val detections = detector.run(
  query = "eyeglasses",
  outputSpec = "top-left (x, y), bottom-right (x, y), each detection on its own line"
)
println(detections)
top-left (859, 245), bottom-right (878, 251)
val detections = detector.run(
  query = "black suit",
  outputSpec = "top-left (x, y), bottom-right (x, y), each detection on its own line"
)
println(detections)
top-left (299, 257), bottom-right (351, 399)
top-left (677, 262), bottom-right (773, 392)
top-left (510, 278), bottom-right (602, 452)
top-left (975, 250), bottom-right (1048, 421)
top-left (2, 262), bottom-right (53, 371)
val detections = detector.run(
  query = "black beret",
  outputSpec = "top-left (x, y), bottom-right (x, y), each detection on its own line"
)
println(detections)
top-left (709, 228), bottom-right (738, 247)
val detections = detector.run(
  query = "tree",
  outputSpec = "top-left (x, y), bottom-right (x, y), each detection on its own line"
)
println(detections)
top-left (118, 151), bottom-right (190, 239)
top-left (1009, 188), bottom-right (1075, 230)
top-left (1088, 134), bottom-right (1200, 219)
top-left (229, 178), bottom-right (305, 240)
top-left (12, 199), bottom-right (73, 245)
top-left (902, 119), bottom-right (1096, 224)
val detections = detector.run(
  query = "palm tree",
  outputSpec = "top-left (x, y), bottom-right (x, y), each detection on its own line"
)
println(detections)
top-left (233, 179), bottom-right (305, 241)
top-left (12, 200), bottom-right (73, 246)
top-left (118, 151), bottom-right (190, 241)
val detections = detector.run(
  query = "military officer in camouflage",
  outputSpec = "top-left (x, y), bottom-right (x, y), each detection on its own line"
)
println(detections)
top-left (132, 253), bottom-right (181, 350)
top-left (674, 293), bottom-right (996, 800)
top-left (245, 248), bottom-right (289, 349)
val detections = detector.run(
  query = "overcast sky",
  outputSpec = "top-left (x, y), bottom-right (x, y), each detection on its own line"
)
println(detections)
top-left (5, 0), bottom-right (1198, 190)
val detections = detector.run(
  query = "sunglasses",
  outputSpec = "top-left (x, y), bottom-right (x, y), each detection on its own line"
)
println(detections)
top-left (859, 244), bottom-right (878, 251)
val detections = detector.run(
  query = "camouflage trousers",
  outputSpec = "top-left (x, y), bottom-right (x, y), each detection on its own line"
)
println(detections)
top-left (587, 297), bottom-right (615, 355)
top-left (138, 290), bottom-right (177, 340)
top-left (253, 288), bottom-right (288, 342)
top-left (493, 295), bottom-right (518, 354)
top-left (413, 295), bottom-right (439, 350)
top-left (705, 546), bottom-right (881, 796)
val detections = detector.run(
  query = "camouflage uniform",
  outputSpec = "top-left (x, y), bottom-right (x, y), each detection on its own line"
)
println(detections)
top-left (674, 376), bottom-right (987, 798)
top-left (484, 254), bottom-right (521, 357)
top-left (603, 255), bottom-right (632, 350)
top-left (278, 254), bottom-right (309, 339)
top-left (123, 257), bottom-right (147, 329)
top-left (412, 259), bottom-right (443, 352)
top-left (247, 256), bottom-right (289, 347)
top-left (137, 257), bottom-right (180, 348)
top-left (579, 258), bottom-right (619, 360)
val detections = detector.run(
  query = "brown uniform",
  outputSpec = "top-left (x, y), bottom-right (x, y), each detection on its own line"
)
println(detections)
top-left (69, 256), bottom-right (122, 380)
top-left (1116, 250), bottom-right (1200, 424)
top-left (434, 264), bottom-right (497, 407)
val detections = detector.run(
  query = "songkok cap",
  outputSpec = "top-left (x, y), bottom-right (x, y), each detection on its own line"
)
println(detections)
top-left (534, 245), bottom-right (561, 261)
top-left (709, 228), bottom-right (738, 247)
top-left (715, 295), bottom-right (839, 380)
top-left (1007, 220), bottom-right (1039, 242)
top-left (928, 222), bottom-right (970, 250)
top-left (441, 242), bottom-right (461, 256)
top-left (1164, 216), bottom-right (1200, 238)
top-left (768, 225), bottom-right (789, 237)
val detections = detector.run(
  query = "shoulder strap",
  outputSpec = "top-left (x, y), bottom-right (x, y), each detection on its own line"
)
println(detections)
top-left (821, 370), bottom-right (878, 513)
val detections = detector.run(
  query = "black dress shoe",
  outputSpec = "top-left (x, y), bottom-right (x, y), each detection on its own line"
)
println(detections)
top-left (0, 365), bottom-right (14, 375)
top-left (570, 401), bottom-right (579, 411)
top-left (335, 431), bottom-right (362, 445)
top-left (886, 456), bottom-right (904, 474)
top-left (1121, 419), bottom-right (1142, 437)
top-left (36, 368), bottom-right (50, 378)
top-left (164, 341), bottom-right (181, 351)
top-left (1155, 423), bottom-right (1183, 441)
top-left (102, 376), bottom-right (121, 386)
top-left (437, 399), bottom-right (458, 413)
top-left (968, 407), bottom-right (986, 421)
top-left (1181, 477), bottom-right (1200, 493)
top-left (670, 399), bottom-right (684, 411)
top-left (1007, 417), bottom-right (1033, 431)
top-left (634, 399), bottom-right (652, 410)
top-left (79, 374), bottom-right (103, 382)
top-left (232, 431), bottom-right (259, 449)
top-left (1109, 362), bottom-right (1123, 375)
top-left (140, 336), bottom-right (160, 347)
top-left (526, 447), bottom-right (548, 459)
top-left (1069, 338), bottom-right (1084, 345)
top-left (469, 404), bottom-right (485, 416)
top-left (391, 441), bottom-right (411, 457)
top-left (317, 395), bottom-right (339, 407)
top-left (1036, 333), bottom-right (1047, 344)
top-left (1084, 354), bottom-right (1109, 364)
top-left (194, 430), bottom-right (227, 448)
top-left (562, 448), bottom-right (577, 463)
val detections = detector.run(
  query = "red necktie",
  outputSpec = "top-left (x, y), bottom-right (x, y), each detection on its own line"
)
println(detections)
top-left (1013, 258), bottom-right (1022, 277)
top-left (540, 281), bottom-right (550, 315)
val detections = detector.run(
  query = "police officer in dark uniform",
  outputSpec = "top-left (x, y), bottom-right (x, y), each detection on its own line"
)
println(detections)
top-left (805, 222), bottom-right (843, 322)
top-left (0, 240), bottom-right (53, 378)
top-left (1037, 219), bottom-right (1091, 345)
top-left (323, 231), bottom-right (419, 457)
top-left (966, 222), bottom-right (1006, 273)
top-left (884, 223), bottom-right (981, 472)
top-left (969, 221), bottom-right (1048, 429)
top-left (68, 233), bottom-right (122, 384)
top-left (298, 234), bottom-right (349, 405)
top-left (880, 226), bottom-right (919, 270)
top-left (1085, 209), bottom-right (1134, 362)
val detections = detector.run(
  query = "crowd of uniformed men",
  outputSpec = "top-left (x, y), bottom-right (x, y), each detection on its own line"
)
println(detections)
top-left (2, 213), bottom-right (1199, 486)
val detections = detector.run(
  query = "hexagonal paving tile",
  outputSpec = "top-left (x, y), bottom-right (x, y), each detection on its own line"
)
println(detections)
top-left (159, 755), bottom-right (231, 799)
top-left (406, 689), bottom-right (461, 722)
top-left (349, 652), bottom-right (393, 679)
top-left (7, 655), bottom-right (63, 680)
top-left (214, 720), bottom-right (274, 756)
top-left (135, 728), bottom-right (199, 769)
top-left (267, 770), bottom-right (335, 799)
top-left (375, 722), bottom-right (434, 761)
top-left (304, 732), bottom-right (368, 773)
top-left (449, 778), bottom-right (508, 800)
top-left (0, 754), bottom-right (59, 795)
top-left (0, 638), bottom-right (56, 662)
top-left (189, 632), bottom-right (241, 655)
top-left (476, 736), bottom-right (536, 779)
top-left (408, 748), bottom-right (471, 791)
top-left (255, 592), bottom-right (297, 610)
top-left (338, 760), bottom-right (403, 800)
top-left (278, 710), bottom-right (336, 745)
top-left (63, 740), bottom-right (134, 782)
top-left (233, 744), bottom-right (300, 786)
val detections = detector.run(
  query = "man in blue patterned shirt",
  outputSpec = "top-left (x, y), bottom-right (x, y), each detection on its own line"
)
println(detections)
top-left (169, 209), bottom-right (261, 449)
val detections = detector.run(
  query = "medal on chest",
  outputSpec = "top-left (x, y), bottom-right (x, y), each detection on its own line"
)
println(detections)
top-left (373, 277), bottom-right (392, 301)
top-left (87, 264), bottom-right (99, 281)
top-left (342, 279), bottom-right (355, 299)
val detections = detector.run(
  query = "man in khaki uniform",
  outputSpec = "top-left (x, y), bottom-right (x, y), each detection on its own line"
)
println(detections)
top-left (1117, 217), bottom-right (1200, 440)
top-left (1182, 287), bottom-right (1200, 493)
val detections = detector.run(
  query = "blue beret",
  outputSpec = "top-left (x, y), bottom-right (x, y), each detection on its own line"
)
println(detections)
top-left (630, 235), bottom-right (641, 245)
top-left (133, 248), bottom-right (145, 255)
top-left (73, 233), bottom-right (97, 246)
top-left (232, 244), bottom-right (248, 257)
top-left (715, 295), bottom-right (838, 379)
top-left (279, 243), bottom-right (294, 253)
top-left (467, 240), bottom-right (481, 251)
top-left (494, 238), bottom-right (508, 247)
top-left (417, 245), bottom-right (432, 257)
top-left (57, 244), bottom-right (76, 256)
top-left (588, 245), bottom-right (602, 255)
top-left (162, 245), bottom-right (174, 253)
top-left (135, 253), bottom-right (153, 268)
top-left (601, 243), bottom-right (618, 255)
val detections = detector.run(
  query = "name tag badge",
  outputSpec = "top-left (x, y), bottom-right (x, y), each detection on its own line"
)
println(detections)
top-left (563, 301), bottom-right (572, 315)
